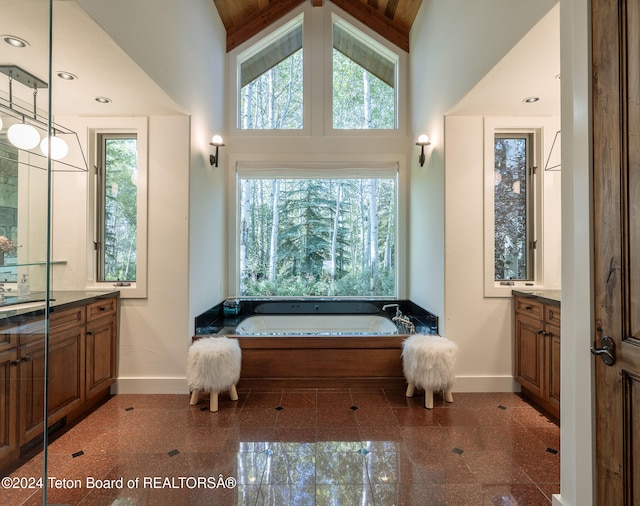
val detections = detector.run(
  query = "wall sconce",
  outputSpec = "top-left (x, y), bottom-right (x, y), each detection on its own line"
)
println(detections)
top-left (209, 135), bottom-right (225, 167)
top-left (416, 134), bottom-right (431, 167)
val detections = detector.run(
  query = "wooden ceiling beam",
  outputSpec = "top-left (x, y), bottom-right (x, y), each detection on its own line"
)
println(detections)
top-left (226, 0), bottom-right (306, 52)
top-left (329, 0), bottom-right (409, 52)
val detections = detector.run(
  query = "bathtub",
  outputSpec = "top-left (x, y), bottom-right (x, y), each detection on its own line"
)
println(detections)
top-left (234, 314), bottom-right (398, 336)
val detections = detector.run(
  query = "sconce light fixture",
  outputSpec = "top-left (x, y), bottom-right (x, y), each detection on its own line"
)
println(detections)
top-left (209, 135), bottom-right (225, 167)
top-left (416, 134), bottom-right (431, 167)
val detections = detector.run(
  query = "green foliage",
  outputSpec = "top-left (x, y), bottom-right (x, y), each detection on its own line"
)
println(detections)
top-left (332, 50), bottom-right (395, 129)
top-left (240, 50), bottom-right (304, 129)
top-left (240, 177), bottom-right (396, 297)
top-left (103, 138), bottom-right (137, 281)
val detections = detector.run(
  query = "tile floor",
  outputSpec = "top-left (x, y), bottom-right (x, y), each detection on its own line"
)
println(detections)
top-left (2, 388), bottom-right (559, 505)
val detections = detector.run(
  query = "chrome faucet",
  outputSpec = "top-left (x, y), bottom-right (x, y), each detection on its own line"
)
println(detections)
top-left (382, 303), bottom-right (416, 334)
top-left (382, 303), bottom-right (402, 317)
top-left (392, 315), bottom-right (416, 334)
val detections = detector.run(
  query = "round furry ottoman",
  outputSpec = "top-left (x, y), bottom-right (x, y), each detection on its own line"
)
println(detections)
top-left (187, 337), bottom-right (241, 412)
top-left (401, 334), bottom-right (458, 409)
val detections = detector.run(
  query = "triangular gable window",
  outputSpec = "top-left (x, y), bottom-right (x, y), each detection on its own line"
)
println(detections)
top-left (238, 15), bottom-right (304, 130)
top-left (332, 17), bottom-right (398, 130)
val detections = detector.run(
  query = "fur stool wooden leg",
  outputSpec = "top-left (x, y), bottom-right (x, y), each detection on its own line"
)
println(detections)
top-left (187, 337), bottom-right (241, 412)
top-left (401, 334), bottom-right (458, 409)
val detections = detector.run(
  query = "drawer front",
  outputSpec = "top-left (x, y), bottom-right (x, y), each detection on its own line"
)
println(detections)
top-left (545, 305), bottom-right (561, 326)
top-left (49, 306), bottom-right (86, 330)
top-left (87, 297), bottom-right (117, 321)
top-left (515, 297), bottom-right (543, 319)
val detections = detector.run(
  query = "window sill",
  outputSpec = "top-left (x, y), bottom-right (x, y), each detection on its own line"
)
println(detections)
top-left (87, 282), bottom-right (146, 299)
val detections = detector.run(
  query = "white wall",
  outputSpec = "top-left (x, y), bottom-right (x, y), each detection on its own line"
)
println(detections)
top-left (71, 0), bottom-right (226, 392)
top-left (444, 114), bottom-right (561, 392)
top-left (409, 0), bottom-right (559, 333)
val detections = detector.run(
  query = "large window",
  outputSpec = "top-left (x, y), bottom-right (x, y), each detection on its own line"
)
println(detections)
top-left (332, 18), bottom-right (397, 129)
top-left (96, 134), bottom-right (138, 283)
top-left (238, 16), bottom-right (304, 130)
top-left (238, 170), bottom-right (397, 297)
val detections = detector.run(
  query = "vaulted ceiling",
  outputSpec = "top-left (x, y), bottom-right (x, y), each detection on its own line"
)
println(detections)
top-left (213, 0), bottom-right (423, 52)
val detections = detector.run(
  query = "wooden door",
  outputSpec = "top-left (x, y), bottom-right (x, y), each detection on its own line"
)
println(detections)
top-left (592, 0), bottom-right (640, 503)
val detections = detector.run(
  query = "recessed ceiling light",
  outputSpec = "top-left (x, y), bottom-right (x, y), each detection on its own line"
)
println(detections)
top-left (2, 35), bottom-right (29, 48)
top-left (57, 71), bottom-right (77, 81)
top-left (523, 97), bottom-right (540, 103)
top-left (95, 96), bottom-right (112, 104)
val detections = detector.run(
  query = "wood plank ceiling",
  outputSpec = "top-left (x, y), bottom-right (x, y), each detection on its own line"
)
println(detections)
top-left (213, 0), bottom-right (423, 52)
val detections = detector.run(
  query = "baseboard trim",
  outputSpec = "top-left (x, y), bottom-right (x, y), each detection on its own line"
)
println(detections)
top-left (112, 375), bottom-right (518, 394)
top-left (113, 377), bottom-right (188, 394)
top-left (452, 376), bottom-right (520, 393)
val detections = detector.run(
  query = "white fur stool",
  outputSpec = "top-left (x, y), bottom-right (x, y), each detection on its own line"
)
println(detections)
top-left (401, 334), bottom-right (458, 409)
top-left (187, 337), bottom-right (241, 412)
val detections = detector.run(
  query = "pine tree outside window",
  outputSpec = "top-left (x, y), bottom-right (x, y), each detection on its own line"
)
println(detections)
top-left (237, 166), bottom-right (397, 298)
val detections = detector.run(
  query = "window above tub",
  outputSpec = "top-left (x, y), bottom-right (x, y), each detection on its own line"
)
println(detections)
top-left (232, 162), bottom-right (400, 298)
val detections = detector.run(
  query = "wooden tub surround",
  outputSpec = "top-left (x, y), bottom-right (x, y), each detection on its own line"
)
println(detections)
top-left (237, 333), bottom-right (410, 389)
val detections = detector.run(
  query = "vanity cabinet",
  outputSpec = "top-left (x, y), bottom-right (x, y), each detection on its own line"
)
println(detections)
top-left (0, 347), bottom-right (19, 464)
top-left (85, 298), bottom-right (118, 398)
top-left (18, 306), bottom-right (85, 445)
top-left (513, 293), bottom-right (560, 419)
top-left (0, 293), bottom-right (119, 474)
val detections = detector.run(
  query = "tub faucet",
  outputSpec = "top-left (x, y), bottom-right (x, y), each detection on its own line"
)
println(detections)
top-left (382, 303), bottom-right (402, 317)
top-left (0, 283), bottom-right (5, 305)
top-left (393, 315), bottom-right (416, 334)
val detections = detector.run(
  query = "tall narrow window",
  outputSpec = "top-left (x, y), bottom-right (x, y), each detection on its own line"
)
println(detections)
top-left (96, 134), bottom-right (138, 282)
top-left (332, 18), bottom-right (397, 129)
top-left (238, 173), bottom-right (397, 297)
top-left (238, 16), bottom-right (304, 130)
top-left (493, 133), bottom-right (534, 281)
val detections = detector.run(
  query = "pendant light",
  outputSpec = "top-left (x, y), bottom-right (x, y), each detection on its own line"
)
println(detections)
top-left (40, 134), bottom-right (68, 160)
top-left (8, 122), bottom-right (40, 149)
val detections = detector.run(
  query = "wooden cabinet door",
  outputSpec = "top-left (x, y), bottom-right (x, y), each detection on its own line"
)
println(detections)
top-left (19, 327), bottom-right (84, 444)
top-left (0, 348), bottom-right (18, 462)
top-left (86, 316), bottom-right (117, 398)
top-left (514, 313), bottom-right (545, 398)
top-left (545, 324), bottom-right (561, 411)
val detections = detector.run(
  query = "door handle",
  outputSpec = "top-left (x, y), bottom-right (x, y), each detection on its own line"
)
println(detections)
top-left (591, 335), bottom-right (616, 366)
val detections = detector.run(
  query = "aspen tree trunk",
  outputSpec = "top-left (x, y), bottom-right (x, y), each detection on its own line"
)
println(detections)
top-left (369, 179), bottom-right (378, 291)
top-left (240, 180), bottom-right (251, 294)
top-left (268, 180), bottom-right (280, 281)
top-left (330, 182), bottom-right (342, 280)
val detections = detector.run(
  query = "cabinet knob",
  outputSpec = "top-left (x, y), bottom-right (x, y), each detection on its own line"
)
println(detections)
top-left (10, 359), bottom-right (20, 366)
top-left (21, 355), bottom-right (30, 362)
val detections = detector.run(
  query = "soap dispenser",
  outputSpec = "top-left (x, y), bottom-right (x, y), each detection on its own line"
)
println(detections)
top-left (18, 274), bottom-right (30, 301)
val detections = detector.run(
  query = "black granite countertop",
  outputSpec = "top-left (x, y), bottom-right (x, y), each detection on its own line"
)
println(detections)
top-left (0, 290), bottom-right (120, 323)
top-left (195, 298), bottom-right (439, 336)
top-left (512, 289), bottom-right (561, 306)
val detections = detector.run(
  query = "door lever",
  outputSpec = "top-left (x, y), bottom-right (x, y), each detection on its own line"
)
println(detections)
top-left (590, 335), bottom-right (616, 366)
